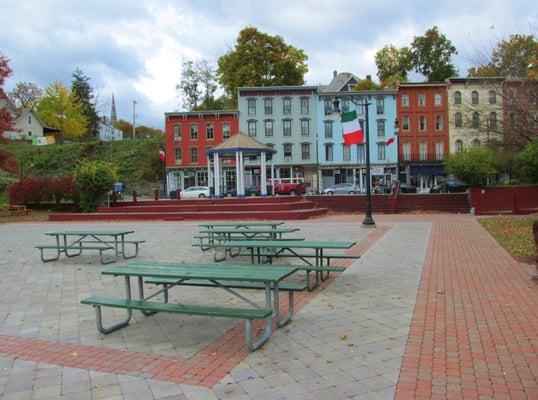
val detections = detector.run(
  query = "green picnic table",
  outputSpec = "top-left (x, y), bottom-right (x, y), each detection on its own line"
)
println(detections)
top-left (81, 262), bottom-right (299, 351)
top-left (194, 239), bottom-right (359, 289)
top-left (198, 221), bottom-right (285, 230)
top-left (36, 230), bottom-right (144, 264)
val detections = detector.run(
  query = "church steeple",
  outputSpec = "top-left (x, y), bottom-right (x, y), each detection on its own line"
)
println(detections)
top-left (110, 93), bottom-right (117, 123)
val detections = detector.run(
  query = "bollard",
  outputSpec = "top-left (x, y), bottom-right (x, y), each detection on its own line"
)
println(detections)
top-left (131, 190), bottom-right (137, 203)
top-left (176, 189), bottom-right (181, 199)
top-left (153, 188), bottom-right (159, 201)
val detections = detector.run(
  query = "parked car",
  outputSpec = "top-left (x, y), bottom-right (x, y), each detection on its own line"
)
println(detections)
top-left (430, 181), bottom-right (468, 193)
top-left (393, 182), bottom-right (418, 193)
top-left (272, 181), bottom-right (306, 195)
top-left (226, 185), bottom-right (256, 197)
top-left (322, 183), bottom-right (359, 195)
top-left (180, 186), bottom-right (210, 199)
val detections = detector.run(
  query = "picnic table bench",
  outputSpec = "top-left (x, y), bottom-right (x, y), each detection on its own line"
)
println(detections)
top-left (36, 230), bottom-right (145, 264)
top-left (199, 221), bottom-right (285, 230)
top-left (1, 204), bottom-right (30, 217)
top-left (194, 239), bottom-right (359, 290)
top-left (81, 262), bottom-right (300, 351)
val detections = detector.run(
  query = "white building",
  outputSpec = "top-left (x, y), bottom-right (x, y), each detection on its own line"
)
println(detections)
top-left (98, 118), bottom-right (123, 141)
top-left (0, 95), bottom-right (59, 140)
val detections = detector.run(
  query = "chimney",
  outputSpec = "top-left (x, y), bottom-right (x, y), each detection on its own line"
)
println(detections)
top-left (333, 70), bottom-right (338, 78)
top-left (366, 75), bottom-right (372, 81)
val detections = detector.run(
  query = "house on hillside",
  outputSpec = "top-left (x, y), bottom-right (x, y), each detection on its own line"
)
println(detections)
top-left (98, 117), bottom-right (123, 141)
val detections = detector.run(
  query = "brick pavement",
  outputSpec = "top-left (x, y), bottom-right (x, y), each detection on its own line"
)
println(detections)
top-left (394, 215), bottom-right (538, 400)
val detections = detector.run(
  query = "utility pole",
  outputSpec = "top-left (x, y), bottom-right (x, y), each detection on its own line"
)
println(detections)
top-left (132, 100), bottom-right (137, 139)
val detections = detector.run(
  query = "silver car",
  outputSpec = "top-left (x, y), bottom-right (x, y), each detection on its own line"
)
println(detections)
top-left (322, 183), bottom-right (359, 195)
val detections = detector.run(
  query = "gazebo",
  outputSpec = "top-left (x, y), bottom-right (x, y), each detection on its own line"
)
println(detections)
top-left (205, 133), bottom-right (277, 198)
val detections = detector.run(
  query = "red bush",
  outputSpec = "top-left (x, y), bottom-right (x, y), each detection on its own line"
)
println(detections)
top-left (9, 175), bottom-right (79, 205)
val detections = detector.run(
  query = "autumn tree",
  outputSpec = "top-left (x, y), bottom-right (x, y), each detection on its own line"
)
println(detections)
top-left (0, 52), bottom-right (17, 173)
top-left (217, 27), bottom-right (308, 104)
top-left (112, 119), bottom-right (164, 139)
top-left (35, 81), bottom-right (87, 141)
top-left (8, 81), bottom-right (42, 109)
top-left (71, 69), bottom-right (99, 137)
top-left (375, 45), bottom-right (413, 87)
top-left (411, 26), bottom-right (457, 81)
top-left (468, 34), bottom-right (538, 78)
top-left (176, 59), bottom-right (220, 111)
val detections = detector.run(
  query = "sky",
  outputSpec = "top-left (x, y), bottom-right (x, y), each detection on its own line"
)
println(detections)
top-left (0, 0), bottom-right (536, 129)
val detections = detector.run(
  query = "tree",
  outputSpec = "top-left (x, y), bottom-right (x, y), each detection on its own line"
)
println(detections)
top-left (444, 147), bottom-right (497, 186)
top-left (217, 27), bottom-right (308, 104)
top-left (8, 82), bottom-right (42, 109)
top-left (0, 52), bottom-right (17, 174)
top-left (514, 139), bottom-right (538, 183)
top-left (375, 45), bottom-right (412, 86)
top-left (352, 75), bottom-right (380, 90)
top-left (411, 26), bottom-right (457, 82)
top-left (177, 59), bottom-right (222, 111)
top-left (468, 34), bottom-right (538, 78)
top-left (74, 160), bottom-right (117, 212)
top-left (35, 81), bottom-right (88, 141)
top-left (112, 119), bottom-right (164, 139)
top-left (71, 69), bottom-right (99, 137)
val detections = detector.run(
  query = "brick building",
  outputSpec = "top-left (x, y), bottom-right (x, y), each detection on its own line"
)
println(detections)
top-left (164, 110), bottom-right (239, 194)
top-left (397, 82), bottom-right (449, 191)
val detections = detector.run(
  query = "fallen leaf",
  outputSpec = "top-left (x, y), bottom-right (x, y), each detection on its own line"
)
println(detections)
top-left (347, 343), bottom-right (354, 347)
top-left (339, 334), bottom-right (347, 340)
top-left (437, 290), bottom-right (444, 294)
top-left (70, 352), bottom-right (78, 357)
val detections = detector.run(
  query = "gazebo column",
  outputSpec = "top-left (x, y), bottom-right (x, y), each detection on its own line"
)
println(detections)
top-left (271, 160), bottom-right (275, 196)
top-left (214, 153), bottom-right (221, 198)
top-left (235, 152), bottom-right (240, 197)
top-left (260, 152), bottom-right (267, 197)
top-left (238, 151), bottom-right (245, 198)
top-left (207, 155), bottom-right (212, 194)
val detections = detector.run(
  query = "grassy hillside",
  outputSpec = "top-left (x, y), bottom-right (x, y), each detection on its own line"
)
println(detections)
top-left (1, 138), bottom-right (164, 194)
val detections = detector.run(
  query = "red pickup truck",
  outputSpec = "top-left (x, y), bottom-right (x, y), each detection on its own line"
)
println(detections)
top-left (270, 180), bottom-right (306, 196)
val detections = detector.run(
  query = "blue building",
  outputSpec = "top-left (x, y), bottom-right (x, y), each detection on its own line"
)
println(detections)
top-left (317, 72), bottom-right (398, 191)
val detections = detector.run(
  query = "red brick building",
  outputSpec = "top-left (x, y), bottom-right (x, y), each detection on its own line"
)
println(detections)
top-left (164, 110), bottom-right (239, 194)
top-left (503, 77), bottom-right (538, 149)
top-left (397, 83), bottom-right (449, 191)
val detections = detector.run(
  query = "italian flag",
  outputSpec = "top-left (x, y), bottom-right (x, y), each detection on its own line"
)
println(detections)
top-left (386, 133), bottom-right (397, 146)
top-left (159, 148), bottom-right (166, 162)
top-left (341, 111), bottom-right (364, 145)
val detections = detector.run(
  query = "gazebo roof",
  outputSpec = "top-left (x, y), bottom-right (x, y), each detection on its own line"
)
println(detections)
top-left (205, 132), bottom-right (276, 155)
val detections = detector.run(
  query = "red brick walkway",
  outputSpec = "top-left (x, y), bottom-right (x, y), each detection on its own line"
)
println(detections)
top-left (0, 225), bottom-right (389, 388)
top-left (395, 216), bottom-right (538, 400)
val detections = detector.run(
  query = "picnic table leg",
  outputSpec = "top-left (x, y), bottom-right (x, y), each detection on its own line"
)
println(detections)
top-left (245, 283), bottom-right (272, 351)
top-left (137, 276), bottom-right (158, 316)
top-left (213, 245), bottom-right (227, 262)
top-left (273, 282), bottom-right (294, 328)
top-left (63, 235), bottom-right (83, 258)
top-left (94, 276), bottom-right (133, 334)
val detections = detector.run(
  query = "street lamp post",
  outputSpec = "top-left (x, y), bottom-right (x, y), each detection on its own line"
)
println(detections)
top-left (331, 95), bottom-right (375, 226)
top-left (394, 118), bottom-right (400, 184)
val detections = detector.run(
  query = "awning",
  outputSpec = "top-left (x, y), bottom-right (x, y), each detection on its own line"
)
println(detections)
top-left (410, 165), bottom-right (445, 175)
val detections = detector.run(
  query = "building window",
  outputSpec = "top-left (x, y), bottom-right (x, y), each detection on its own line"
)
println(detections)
top-left (248, 99), bottom-right (256, 115)
top-left (418, 94), bottom-right (425, 106)
top-left (190, 124), bottom-right (198, 140)
top-left (455, 140), bottom-right (463, 152)
top-left (28, 115), bottom-right (32, 124)
top-left (191, 147), bottom-right (198, 163)
top-left (455, 112), bottom-right (463, 128)
top-left (403, 142), bottom-right (411, 161)
top-left (509, 89), bottom-right (517, 103)
top-left (357, 144), bottom-right (365, 163)
top-left (472, 112), bottom-right (480, 128)
top-left (325, 144), bottom-right (333, 161)
top-left (435, 142), bottom-right (444, 161)
top-left (434, 93), bottom-right (442, 106)
top-left (324, 99), bottom-right (332, 114)
top-left (300, 119), bottom-right (309, 136)
top-left (419, 142), bottom-right (427, 161)
top-left (419, 116), bottom-right (426, 131)
top-left (376, 98), bottom-right (384, 115)
top-left (401, 94), bottom-right (409, 107)
top-left (206, 123), bottom-right (214, 140)
top-left (489, 112), bottom-right (497, 129)
top-left (324, 120), bottom-right (333, 138)
top-left (454, 91), bottom-right (461, 105)
top-left (300, 98), bottom-right (309, 114)
top-left (341, 99), bottom-right (349, 113)
top-left (301, 143), bottom-right (310, 160)
top-left (529, 88), bottom-right (538, 105)
top-left (472, 139), bottom-right (480, 148)
top-left (510, 113), bottom-right (516, 128)
top-left (248, 121), bottom-right (257, 137)
top-left (377, 119), bottom-right (385, 137)
top-left (284, 144), bottom-right (292, 161)
top-left (377, 143), bottom-right (386, 160)
top-left (343, 145), bottom-right (351, 161)
top-left (471, 91), bottom-right (479, 105)
top-left (173, 124), bottom-right (181, 141)
top-left (283, 98), bottom-right (292, 114)
top-left (264, 120), bottom-right (273, 136)
top-left (488, 90), bottom-right (496, 104)
top-left (174, 147), bottom-right (182, 162)
top-left (402, 116), bottom-right (410, 131)
top-left (28, 131), bottom-right (32, 136)
top-left (283, 119), bottom-right (292, 136)
top-left (264, 98), bottom-right (273, 115)
top-left (222, 122), bottom-right (230, 139)
top-left (435, 115), bottom-right (443, 131)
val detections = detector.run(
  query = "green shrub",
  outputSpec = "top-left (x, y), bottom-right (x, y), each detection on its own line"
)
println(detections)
top-left (74, 160), bottom-right (118, 212)
top-left (514, 139), bottom-right (538, 184)
top-left (445, 147), bottom-right (497, 186)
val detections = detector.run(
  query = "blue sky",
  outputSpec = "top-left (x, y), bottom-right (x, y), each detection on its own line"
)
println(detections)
top-left (0, 0), bottom-right (536, 129)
